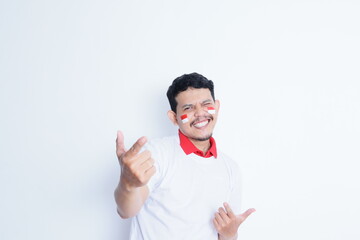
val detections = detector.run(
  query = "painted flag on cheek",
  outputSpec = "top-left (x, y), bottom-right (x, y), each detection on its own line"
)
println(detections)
top-left (208, 107), bottom-right (216, 114)
top-left (181, 114), bottom-right (189, 123)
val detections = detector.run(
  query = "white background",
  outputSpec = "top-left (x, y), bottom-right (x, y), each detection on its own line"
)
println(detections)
top-left (1, 0), bottom-right (359, 239)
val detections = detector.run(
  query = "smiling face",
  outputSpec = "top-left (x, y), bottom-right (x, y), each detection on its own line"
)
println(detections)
top-left (167, 88), bottom-right (220, 143)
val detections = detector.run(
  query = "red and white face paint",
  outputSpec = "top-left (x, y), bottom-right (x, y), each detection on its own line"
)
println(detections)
top-left (207, 107), bottom-right (216, 115)
top-left (181, 114), bottom-right (189, 123)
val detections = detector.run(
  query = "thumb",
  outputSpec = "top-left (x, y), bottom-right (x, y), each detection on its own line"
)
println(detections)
top-left (237, 208), bottom-right (256, 222)
top-left (116, 130), bottom-right (126, 156)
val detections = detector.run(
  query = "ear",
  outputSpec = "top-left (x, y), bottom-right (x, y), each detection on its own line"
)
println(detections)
top-left (167, 110), bottom-right (178, 126)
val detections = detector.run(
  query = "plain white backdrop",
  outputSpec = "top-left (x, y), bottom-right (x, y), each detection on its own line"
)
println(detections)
top-left (1, 0), bottom-right (359, 239)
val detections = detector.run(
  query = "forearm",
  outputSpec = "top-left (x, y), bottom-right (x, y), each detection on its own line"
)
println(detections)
top-left (114, 179), bottom-right (149, 219)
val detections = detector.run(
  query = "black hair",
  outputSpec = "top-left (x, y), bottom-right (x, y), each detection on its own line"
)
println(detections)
top-left (166, 72), bottom-right (215, 113)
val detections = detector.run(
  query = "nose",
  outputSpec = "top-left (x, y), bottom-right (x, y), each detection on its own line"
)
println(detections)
top-left (194, 103), bottom-right (206, 117)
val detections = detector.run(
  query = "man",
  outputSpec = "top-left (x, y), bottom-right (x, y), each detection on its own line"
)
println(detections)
top-left (115, 73), bottom-right (255, 240)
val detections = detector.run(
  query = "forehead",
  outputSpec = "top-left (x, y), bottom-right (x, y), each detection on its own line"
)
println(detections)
top-left (175, 88), bottom-right (213, 105)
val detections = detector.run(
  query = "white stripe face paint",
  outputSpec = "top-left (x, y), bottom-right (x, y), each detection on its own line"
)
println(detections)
top-left (181, 114), bottom-right (189, 123)
top-left (207, 107), bottom-right (216, 114)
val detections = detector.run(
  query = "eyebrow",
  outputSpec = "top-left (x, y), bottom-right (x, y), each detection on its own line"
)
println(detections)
top-left (181, 99), bottom-right (213, 109)
top-left (202, 99), bottom-right (212, 104)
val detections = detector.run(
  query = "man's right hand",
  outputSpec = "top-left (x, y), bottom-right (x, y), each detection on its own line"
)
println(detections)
top-left (116, 131), bottom-right (156, 190)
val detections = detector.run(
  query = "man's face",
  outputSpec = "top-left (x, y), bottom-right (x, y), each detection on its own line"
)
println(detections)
top-left (168, 88), bottom-right (220, 142)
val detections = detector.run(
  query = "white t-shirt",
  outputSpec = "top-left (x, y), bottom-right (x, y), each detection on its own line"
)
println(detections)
top-left (129, 135), bottom-right (242, 240)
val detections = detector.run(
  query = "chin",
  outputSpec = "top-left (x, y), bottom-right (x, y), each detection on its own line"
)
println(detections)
top-left (192, 133), bottom-right (212, 142)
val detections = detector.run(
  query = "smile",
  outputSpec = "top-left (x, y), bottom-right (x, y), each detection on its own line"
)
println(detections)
top-left (191, 118), bottom-right (211, 129)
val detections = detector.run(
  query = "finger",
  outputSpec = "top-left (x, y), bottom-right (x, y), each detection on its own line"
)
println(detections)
top-left (213, 218), bottom-right (220, 230)
top-left (126, 136), bottom-right (147, 158)
top-left (116, 130), bottom-right (126, 156)
top-left (215, 212), bottom-right (224, 225)
top-left (135, 165), bottom-right (156, 185)
top-left (139, 157), bottom-right (155, 172)
top-left (218, 207), bottom-right (230, 222)
top-left (144, 165), bottom-right (156, 178)
top-left (223, 202), bottom-right (236, 218)
top-left (238, 208), bottom-right (256, 220)
top-left (129, 150), bottom-right (151, 168)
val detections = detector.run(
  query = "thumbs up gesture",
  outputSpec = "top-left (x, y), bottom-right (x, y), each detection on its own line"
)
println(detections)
top-left (213, 203), bottom-right (256, 240)
top-left (116, 131), bottom-right (156, 190)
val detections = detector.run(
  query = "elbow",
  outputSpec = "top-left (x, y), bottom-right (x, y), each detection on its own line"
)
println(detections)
top-left (117, 208), bottom-right (135, 219)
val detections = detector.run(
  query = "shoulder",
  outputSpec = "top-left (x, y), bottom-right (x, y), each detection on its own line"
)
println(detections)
top-left (148, 135), bottom-right (178, 146)
top-left (146, 135), bottom-right (178, 152)
top-left (143, 135), bottom-right (179, 163)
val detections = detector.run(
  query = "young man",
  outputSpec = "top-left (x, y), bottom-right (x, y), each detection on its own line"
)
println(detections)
top-left (115, 73), bottom-right (255, 240)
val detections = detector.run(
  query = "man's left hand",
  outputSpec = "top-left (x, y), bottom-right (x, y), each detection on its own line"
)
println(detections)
top-left (213, 202), bottom-right (256, 240)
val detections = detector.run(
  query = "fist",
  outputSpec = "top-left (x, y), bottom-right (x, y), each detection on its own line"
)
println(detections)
top-left (116, 131), bottom-right (156, 189)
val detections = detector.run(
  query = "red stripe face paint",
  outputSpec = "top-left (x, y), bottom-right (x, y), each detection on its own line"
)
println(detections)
top-left (207, 107), bottom-right (216, 114)
top-left (181, 114), bottom-right (189, 123)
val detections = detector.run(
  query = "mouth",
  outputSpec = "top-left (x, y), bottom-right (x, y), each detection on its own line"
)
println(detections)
top-left (191, 117), bottom-right (213, 129)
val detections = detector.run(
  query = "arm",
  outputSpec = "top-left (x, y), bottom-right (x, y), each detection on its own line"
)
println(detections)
top-left (214, 203), bottom-right (255, 240)
top-left (114, 177), bottom-right (149, 219)
top-left (114, 131), bottom-right (156, 219)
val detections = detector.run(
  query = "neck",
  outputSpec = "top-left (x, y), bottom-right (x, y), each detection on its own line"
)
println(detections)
top-left (190, 139), bottom-right (211, 154)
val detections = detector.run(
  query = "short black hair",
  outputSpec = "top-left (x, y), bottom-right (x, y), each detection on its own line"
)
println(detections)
top-left (166, 72), bottom-right (215, 113)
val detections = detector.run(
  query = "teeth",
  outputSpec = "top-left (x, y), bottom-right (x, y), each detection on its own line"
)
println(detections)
top-left (194, 121), bottom-right (208, 128)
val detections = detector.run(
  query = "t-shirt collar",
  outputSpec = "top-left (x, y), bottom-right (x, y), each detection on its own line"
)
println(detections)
top-left (178, 129), bottom-right (217, 158)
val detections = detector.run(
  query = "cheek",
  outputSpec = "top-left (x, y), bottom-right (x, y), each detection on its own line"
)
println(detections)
top-left (178, 112), bottom-right (197, 125)
top-left (207, 107), bottom-right (216, 115)
top-left (180, 114), bottom-right (189, 124)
